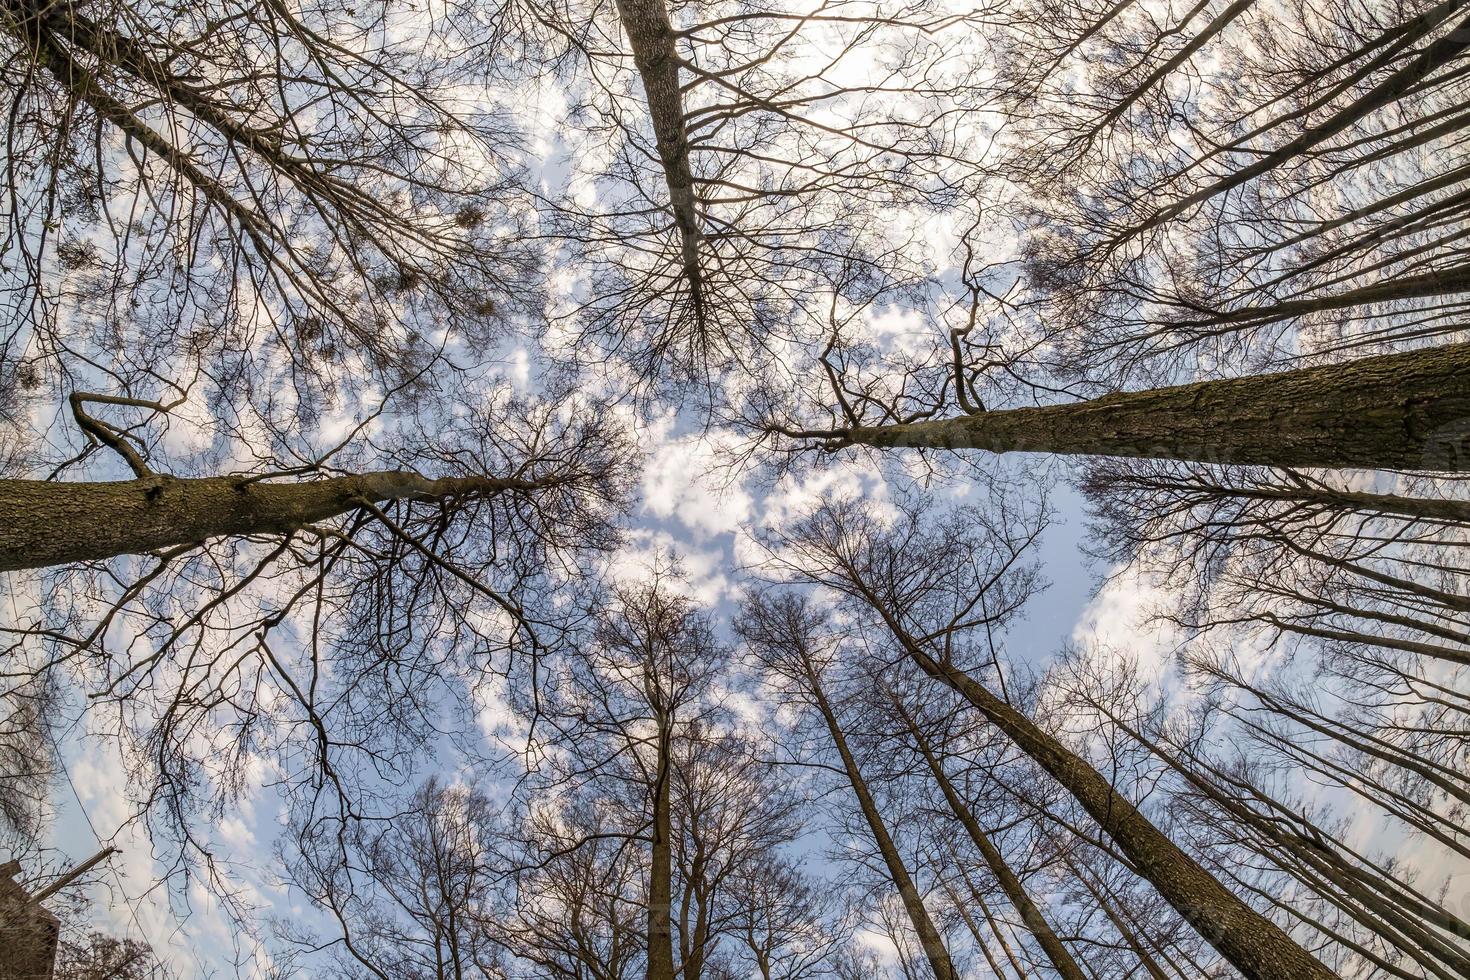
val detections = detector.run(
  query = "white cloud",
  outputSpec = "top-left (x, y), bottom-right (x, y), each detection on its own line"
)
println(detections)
top-left (607, 529), bottom-right (735, 606)
top-left (640, 419), bottom-right (752, 538)
top-left (1070, 563), bottom-right (1180, 680)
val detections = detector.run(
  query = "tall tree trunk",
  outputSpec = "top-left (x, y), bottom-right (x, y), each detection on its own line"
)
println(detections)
top-left (845, 342), bottom-right (1470, 471)
top-left (802, 664), bottom-right (959, 979)
top-left (958, 862), bottom-right (1032, 980)
top-left (888, 695), bottom-right (1086, 980)
top-left (942, 879), bottom-right (1012, 979)
top-left (0, 472), bottom-right (545, 571)
top-left (647, 719), bottom-right (677, 980)
top-left (1060, 853), bottom-right (1171, 980)
top-left (899, 646), bottom-right (1334, 980)
top-left (1127, 7), bottom-right (1470, 239)
top-left (611, 0), bottom-right (708, 319)
top-left (849, 584), bottom-right (1334, 980)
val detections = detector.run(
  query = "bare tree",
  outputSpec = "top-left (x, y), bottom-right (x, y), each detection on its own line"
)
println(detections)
top-left (750, 492), bottom-right (1339, 980)
top-left (508, 574), bottom-right (817, 980)
top-left (525, 0), bottom-right (999, 387)
top-left (725, 855), bottom-right (847, 980)
top-left (740, 592), bottom-right (959, 980)
top-left (0, 0), bottom-right (536, 405)
top-left (503, 802), bottom-right (646, 980)
top-left (0, 383), bottom-right (632, 894)
top-left (54, 931), bottom-right (176, 980)
top-left (1046, 641), bottom-right (1470, 977)
top-left (751, 336), bottom-right (1470, 471)
top-left (877, 683), bottom-right (1086, 980)
top-left (284, 778), bottom-right (507, 979)
top-left (997, 0), bottom-right (1470, 380)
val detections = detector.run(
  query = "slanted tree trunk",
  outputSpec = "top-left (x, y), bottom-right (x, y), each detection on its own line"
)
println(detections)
top-left (846, 342), bottom-right (1470, 471)
top-left (801, 663), bottom-right (958, 979)
top-left (611, 0), bottom-right (707, 317)
top-left (889, 696), bottom-right (1087, 980)
top-left (1124, 6), bottom-right (1470, 240)
top-left (942, 879), bottom-right (1012, 979)
top-left (957, 862), bottom-right (1032, 980)
top-left (848, 581), bottom-right (1334, 980)
top-left (898, 645), bottom-right (1334, 980)
top-left (0, 472), bottom-right (547, 572)
top-left (1060, 853), bottom-right (1171, 980)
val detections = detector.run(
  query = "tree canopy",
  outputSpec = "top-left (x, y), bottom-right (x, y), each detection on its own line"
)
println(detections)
top-left (1, 0), bottom-right (1467, 977)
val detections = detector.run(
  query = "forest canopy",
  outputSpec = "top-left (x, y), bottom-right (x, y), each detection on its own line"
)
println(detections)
top-left (0, 0), bottom-right (1467, 977)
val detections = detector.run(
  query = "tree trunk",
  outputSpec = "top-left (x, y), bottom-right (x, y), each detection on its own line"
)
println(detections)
top-left (898, 645), bottom-right (1334, 980)
top-left (803, 665), bottom-right (958, 980)
top-left (848, 572), bottom-right (1332, 980)
top-left (1125, 5), bottom-right (1470, 239)
top-left (611, 0), bottom-right (707, 315)
top-left (958, 863), bottom-right (1032, 980)
top-left (1060, 853), bottom-right (1171, 980)
top-left (942, 879), bottom-right (1012, 979)
top-left (647, 721), bottom-right (677, 980)
top-left (846, 342), bottom-right (1470, 471)
top-left (0, 471), bottom-right (542, 571)
top-left (890, 696), bottom-right (1086, 980)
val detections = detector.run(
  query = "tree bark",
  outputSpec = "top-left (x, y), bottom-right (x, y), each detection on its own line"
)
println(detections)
top-left (848, 569), bottom-right (1334, 980)
top-left (846, 342), bottom-right (1470, 471)
top-left (612, 0), bottom-right (707, 315)
top-left (0, 471), bottom-right (544, 571)
top-left (647, 717), bottom-right (677, 980)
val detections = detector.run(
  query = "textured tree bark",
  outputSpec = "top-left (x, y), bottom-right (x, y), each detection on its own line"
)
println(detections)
top-left (899, 646), bottom-right (1335, 980)
top-left (1250, 486), bottom-right (1470, 524)
top-left (611, 0), bottom-right (707, 313)
top-left (847, 342), bottom-right (1470, 471)
top-left (804, 666), bottom-right (958, 980)
top-left (892, 700), bottom-right (1087, 980)
top-left (0, 471), bottom-right (543, 571)
top-left (647, 719), bottom-right (677, 980)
